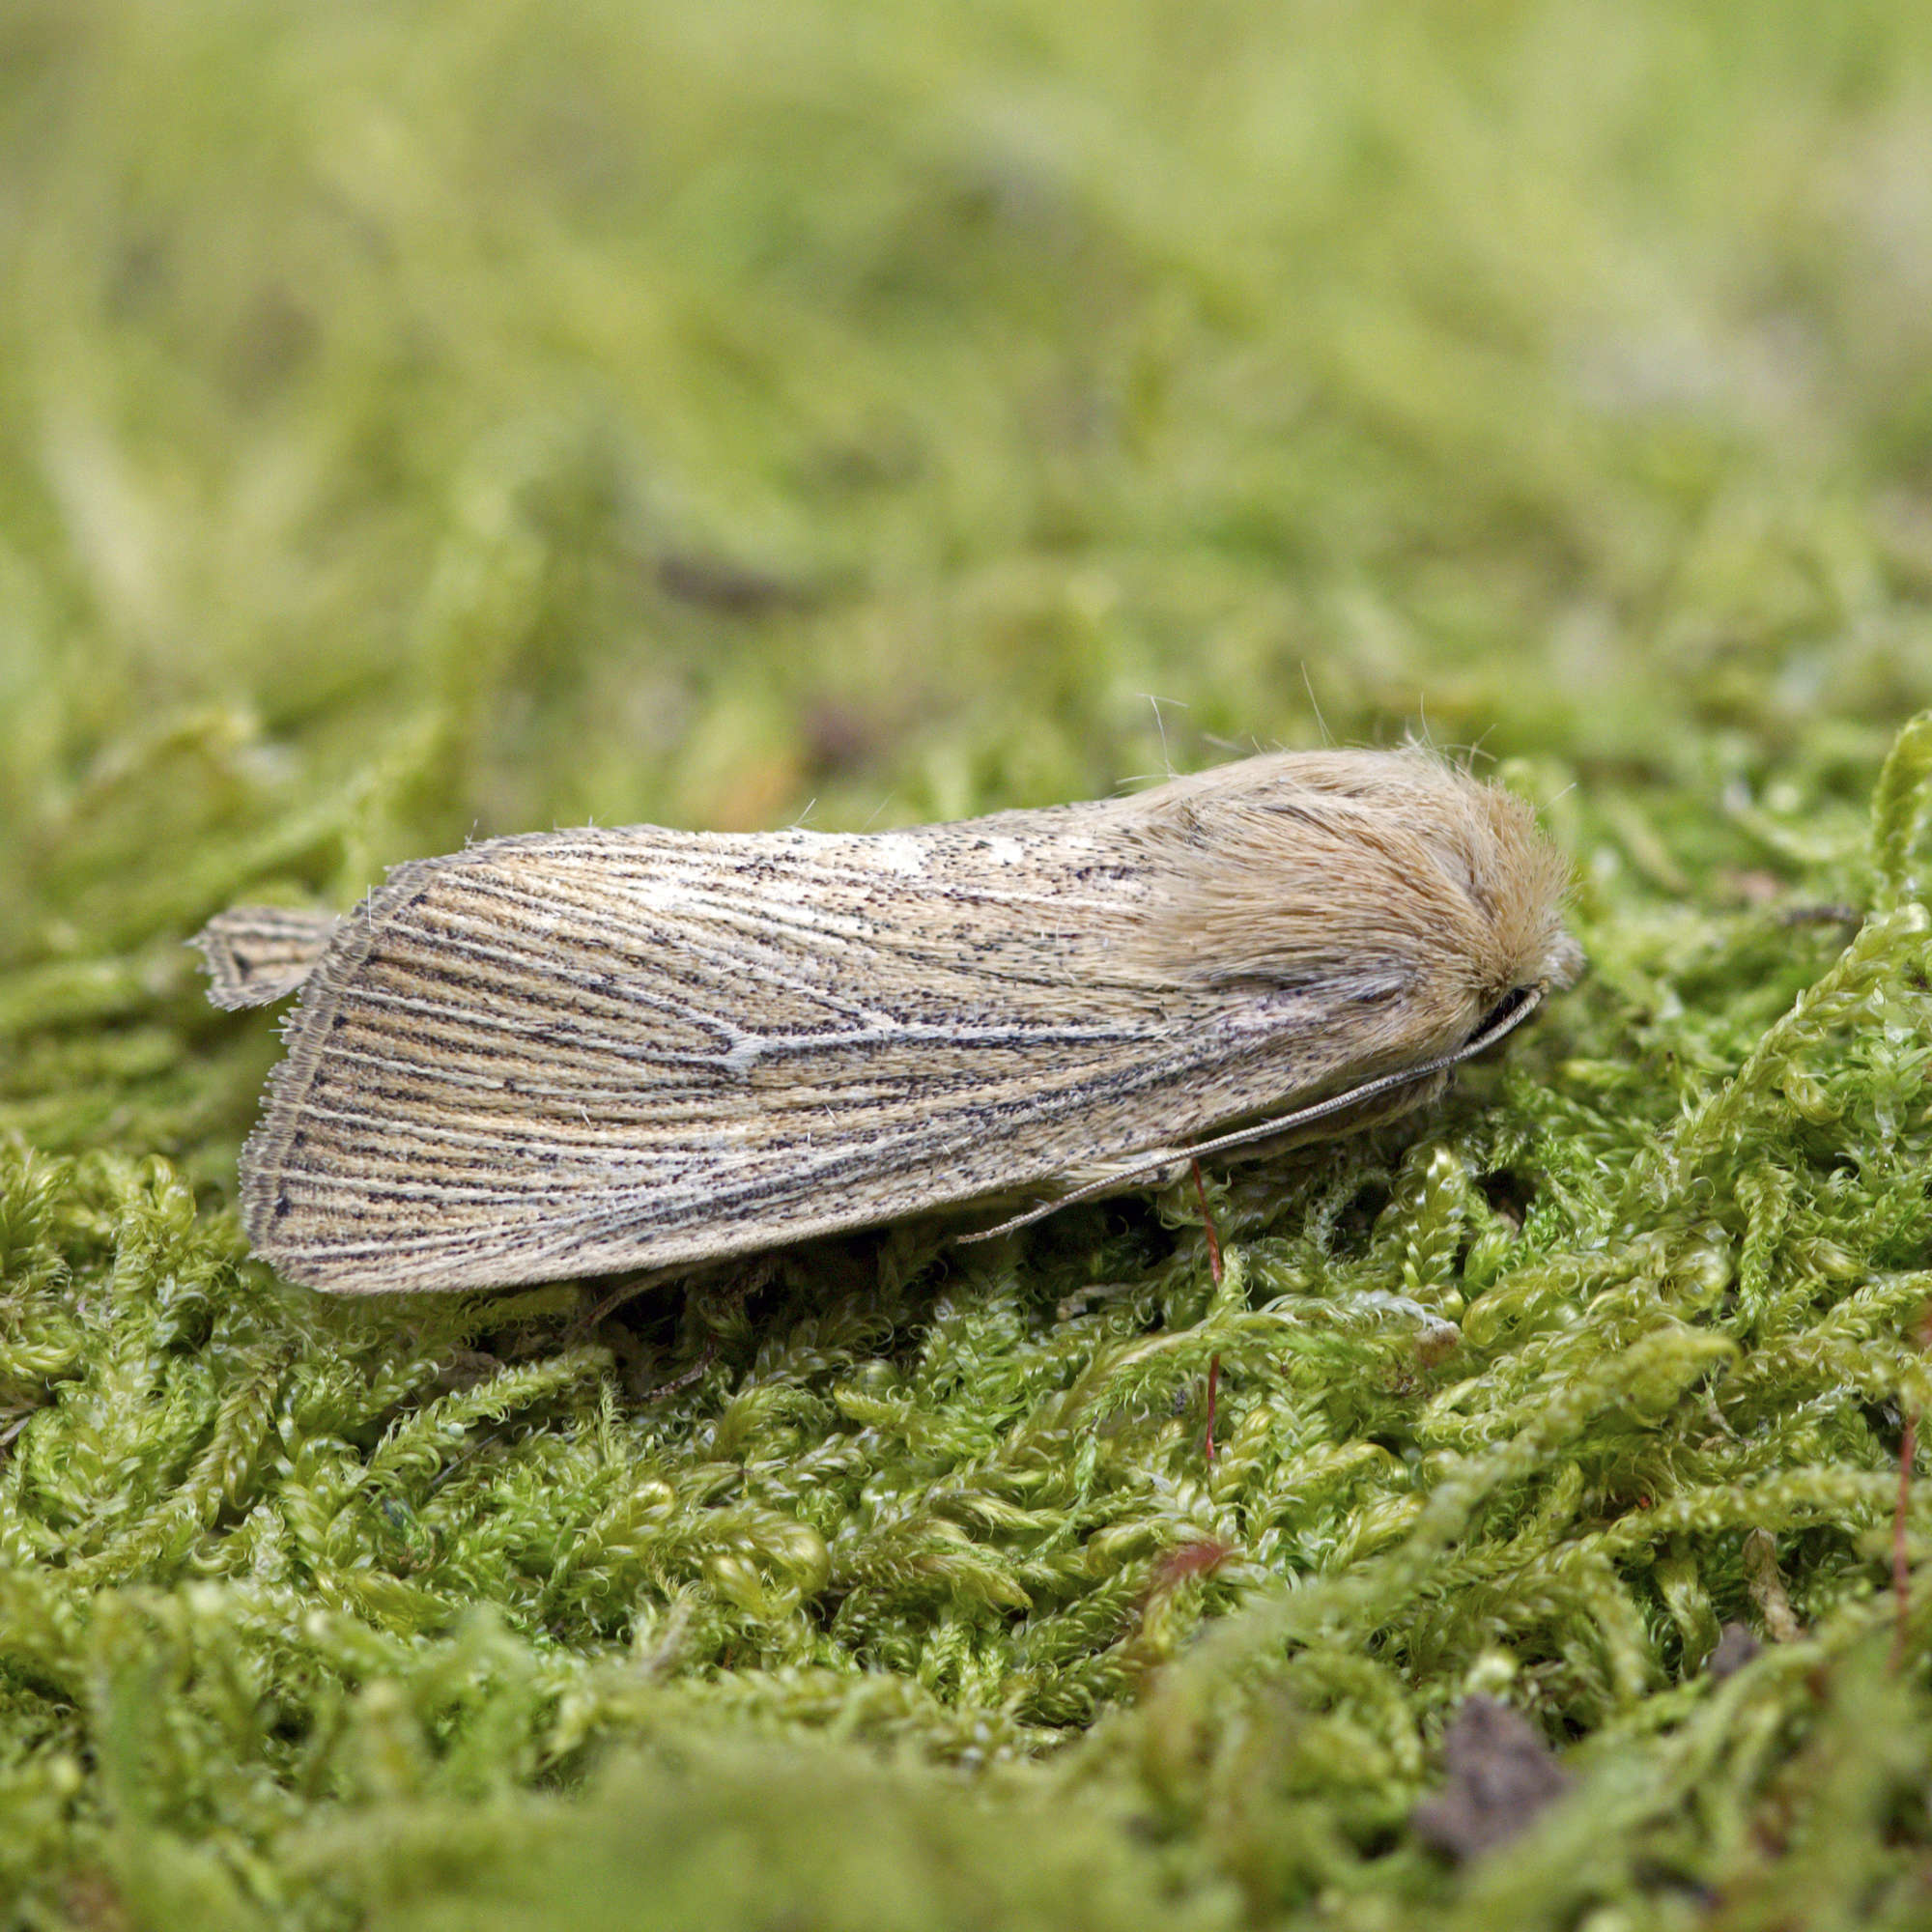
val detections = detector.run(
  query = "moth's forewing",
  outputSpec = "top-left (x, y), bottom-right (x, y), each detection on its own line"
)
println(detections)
top-left (242, 838), bottom-right (1387, 1289)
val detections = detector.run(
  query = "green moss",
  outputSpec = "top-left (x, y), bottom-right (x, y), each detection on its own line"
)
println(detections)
top-left (6, 0), bottom-right (1932, 1924)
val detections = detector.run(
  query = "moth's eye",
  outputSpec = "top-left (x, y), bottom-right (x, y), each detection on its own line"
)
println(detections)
top-left (1466, 985), bottom-right (1535, 1049)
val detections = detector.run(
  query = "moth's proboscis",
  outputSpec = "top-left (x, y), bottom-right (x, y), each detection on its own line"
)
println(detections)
top-left (195, 749), bottom-right (1582, 1293)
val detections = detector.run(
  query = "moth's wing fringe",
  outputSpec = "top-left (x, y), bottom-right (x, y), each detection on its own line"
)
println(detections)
top-left (191, 907), bottom-right (344, 1009)
top-left (236, 867), bottom-right (438, 1278)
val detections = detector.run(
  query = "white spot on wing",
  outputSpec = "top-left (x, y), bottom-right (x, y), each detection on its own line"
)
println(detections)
top-left (867, 835), bottom-right (927, 876)
top-left (719, 1025), bottom-right (766, 1075)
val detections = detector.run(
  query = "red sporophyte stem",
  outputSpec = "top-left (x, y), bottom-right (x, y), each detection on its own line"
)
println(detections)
top-left (1190, 1159), bottom-right (1224, 1287)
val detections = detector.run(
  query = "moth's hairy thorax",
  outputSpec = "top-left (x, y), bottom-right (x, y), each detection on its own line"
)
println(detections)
top-left (1097, 752), bottom-right (1579, 1073)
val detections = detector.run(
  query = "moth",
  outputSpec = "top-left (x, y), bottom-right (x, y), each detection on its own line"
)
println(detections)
top-left (195, 750), bottom-right (1582, 1293)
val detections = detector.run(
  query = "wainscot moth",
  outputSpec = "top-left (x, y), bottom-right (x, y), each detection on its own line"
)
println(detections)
top-left (195, 749), bottom-right (1581, 1292)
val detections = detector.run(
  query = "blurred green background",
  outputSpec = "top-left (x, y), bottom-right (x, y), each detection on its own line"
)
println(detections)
top-left (6, 1), bottom-right (1932, 1926)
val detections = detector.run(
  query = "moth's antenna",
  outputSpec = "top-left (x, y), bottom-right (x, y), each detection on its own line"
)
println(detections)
top-left (1300, 662), bottom-right (1331, 747)
top-left (1143, 694), bottom-right (1183, 777)
top-left (958, 985), bottom-right (1546, 1244)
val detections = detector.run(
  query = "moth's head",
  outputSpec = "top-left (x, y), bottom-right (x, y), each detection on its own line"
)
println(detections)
top-left (1424, 765), bottom-right (1584, 1019)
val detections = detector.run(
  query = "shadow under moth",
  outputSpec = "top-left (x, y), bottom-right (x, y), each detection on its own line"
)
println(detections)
top-left (194, 749), bottom-right (1582, 1293)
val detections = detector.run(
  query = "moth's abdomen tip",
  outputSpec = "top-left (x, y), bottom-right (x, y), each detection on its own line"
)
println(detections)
top-left (189, 924), bottom-right (254, 1010)
top-left (191, 906), bottom-right (338, 1009)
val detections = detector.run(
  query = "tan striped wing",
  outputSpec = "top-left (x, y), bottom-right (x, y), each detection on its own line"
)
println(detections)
top-left (238, 810), bottom-right (1370, 1292)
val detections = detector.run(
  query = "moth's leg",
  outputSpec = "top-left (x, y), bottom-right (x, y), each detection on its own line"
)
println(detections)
top-left (957, 1152), bottom-right (1196, 1243)
top-left (1208, 1068), bottom-right (1453, 1167)
top-left (577, 1263), bottom-right (683, 1331)
top-left (684, 1255), bottom-right (777, 1337)
top-left (575, 1255), bottom-right (780, 1398)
